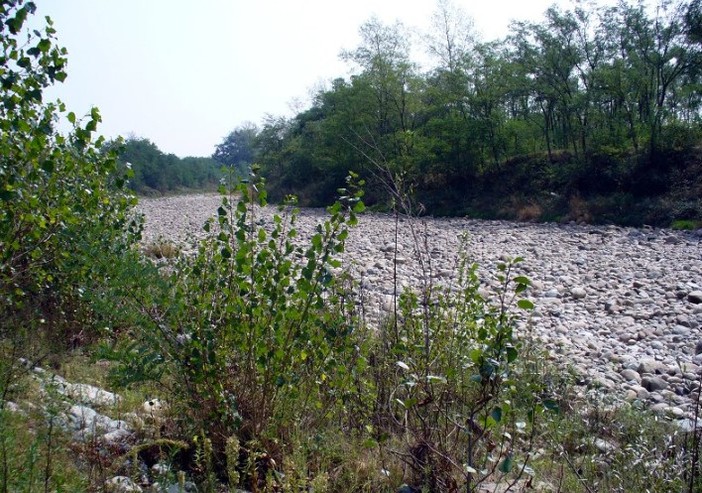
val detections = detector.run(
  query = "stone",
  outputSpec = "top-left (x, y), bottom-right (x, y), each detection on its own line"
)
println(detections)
top-left (620, 369), bottom-right (641, 383)
top-left (677, 418), bottom-right (702, 433)
top-left (689, 291), bottom-right (702, 304)
top-left (672, 325), bottom-right (691, 336)
top-left (135, 195), bottom-right (702, 417)
top-left (543, 288), bottom-right (559, 298)
top-left (594, 438), bottom-right (617, 453)
top-left (637, 359), bottom-right (667, 375)
top-left (105, 476), bottom-right (142, 493)
top-left (669, 407), bottom-right (686, 418)
top-left (571, 287), bottom-right (587, 299)
top-left (641, 376), bottom-right (669, 392)
top-left (64, 383), bottom-right (121, 407)
top-left (650, 403), bottom-right (670, 415)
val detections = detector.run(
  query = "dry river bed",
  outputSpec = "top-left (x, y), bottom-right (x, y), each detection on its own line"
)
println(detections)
top-left (137, 194), bottom-right (702, 427)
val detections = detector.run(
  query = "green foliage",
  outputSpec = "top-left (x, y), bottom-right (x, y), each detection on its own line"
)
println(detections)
top-left (112, 167), bottom-right (367, 483)
top-left (251, 1), bottom-right (702, 225)
top-left (0, 407), bottom-right (88, 492)
top-left (671, 218), bottom-right (701, 230)
top-left (0, 0), bottom-right (139, 345)
top-left (212, 122), bottom-right (258, 175)
top-left (539, 400), bottom-right (701, 492)
top-left (115, 137), bottom-right (221, 194)
top-left (0, 4), bottom-right (142, 488)
top-left (365, 251), bottom-right (552, 491)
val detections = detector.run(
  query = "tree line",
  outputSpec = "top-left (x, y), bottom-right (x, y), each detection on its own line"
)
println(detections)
top-left (112, 138), bottom-right (222, 194)
top-left (216, 0), bottom-right (702, 224)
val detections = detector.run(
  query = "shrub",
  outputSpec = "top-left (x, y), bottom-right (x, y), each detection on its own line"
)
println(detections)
top-left (112, 168), bottom-right (367, 485)
top-left (671, 219), bottom-right (702, 230)
top-left (366, 250), bottom-right (553, 491)
top-left (0, 0), bottom-right (139, 349)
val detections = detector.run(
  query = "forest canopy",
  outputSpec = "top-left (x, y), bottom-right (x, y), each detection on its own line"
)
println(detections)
top-left (230, 0), bottom-right (702, 225)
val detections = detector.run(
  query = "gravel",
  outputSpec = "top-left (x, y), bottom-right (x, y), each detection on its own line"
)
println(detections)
top-left (137, 194), bottom-right (702, 420)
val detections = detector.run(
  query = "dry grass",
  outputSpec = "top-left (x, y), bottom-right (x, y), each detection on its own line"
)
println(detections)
top-left (142, 238), bottom-right (180, 260)
top-left (566, 195), bottom-right (592, 224)
top-left (516, 203), bottom-right (543, 222)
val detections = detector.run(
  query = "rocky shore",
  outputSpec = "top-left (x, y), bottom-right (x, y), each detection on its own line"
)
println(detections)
top-left (137, 194), bottom-right (702, 423)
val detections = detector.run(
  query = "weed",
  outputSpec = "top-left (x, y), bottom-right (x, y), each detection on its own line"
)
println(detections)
top-left (671, 219), bottom-right (701, 230)
top-left (143, 237), bottom-right (180, 260)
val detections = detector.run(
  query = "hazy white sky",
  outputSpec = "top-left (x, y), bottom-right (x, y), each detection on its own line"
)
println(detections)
top-left (36, 0), bottom-right (584, 158)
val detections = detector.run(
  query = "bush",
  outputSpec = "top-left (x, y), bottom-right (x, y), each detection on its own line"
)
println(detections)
top-left (0, 6), bottom-right (140, 491)
top-left (109, 169), bottom-right (367, 485)
top-left (0, 0), bottom-right (139, 347)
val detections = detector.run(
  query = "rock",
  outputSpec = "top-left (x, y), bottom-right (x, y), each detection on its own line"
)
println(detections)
top-left (689, 291), bottom-right (702, 304)
top-left (650, 402), bottom-right (670, 415)
top-left (672, 325), bottom-right (691, 336)
top-left (641, 376), bottom-right (669, 392)
top-left (631, 385), bottom-right (650, 400)
top-left (105, 476), bottom-right (142, 493)
top-left (135, 195), bottom-right (702, 417)
top-left (677, 418), bottom-right (702, 433)
top-left (594, 438), bottom-right (617, 453)
top-left (64, 382), bottom-right (121, 407)
top-left (669, 407), bottom-right (686, 418)
top-left (543, 288), bottom-right (559, 298)
top-left (65, 404), bottom-right (130, 441)
top-left (161, 482), bottom-right (198, 493)
top-left (571, 287), bottom-right (587, 299)
top-left (637, 359), bottom-right (667, 375)
top-left (620, 369), bottom-right (641, 383)
top-left (143, 398), bottom-right (165, 416)
top-left (102, 427), bottom-right (132, 444)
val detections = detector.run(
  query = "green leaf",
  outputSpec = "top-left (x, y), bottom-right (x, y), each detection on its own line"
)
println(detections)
top-left (491, 406), bottom-right (503, 423)
top-left (542, 399), bottom-right (560, 413)
top-left (517, 299), bottom-right (534, 310)
top-left (506, 346), bottom-right (518, 363)
top-left (498, 455), bottom-right (513, 474)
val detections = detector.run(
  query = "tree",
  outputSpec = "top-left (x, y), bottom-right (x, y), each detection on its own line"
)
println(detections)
top-left (0, 0), bottom-right (137, 344)
top-left (425, 0), bottom-right (477, 73)
top-left (212, 122), bottom-right (258, 174)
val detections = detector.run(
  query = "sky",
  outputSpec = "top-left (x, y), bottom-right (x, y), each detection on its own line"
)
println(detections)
top-left (35, 0), bottom-right (593, 158)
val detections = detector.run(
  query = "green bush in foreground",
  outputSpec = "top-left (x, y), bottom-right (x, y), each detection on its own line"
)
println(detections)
top-left (98, 165), bottom-right (564, 491)
top-left (0, 0), bottom-right (139, 349)
top-left (0, 3), bottom-right (139, 487)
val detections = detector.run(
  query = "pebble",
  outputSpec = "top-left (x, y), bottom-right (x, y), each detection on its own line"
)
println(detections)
top-left (137, 195), bottom-right (702, 419)
top-left (105, 476), bottom-right (142, 493)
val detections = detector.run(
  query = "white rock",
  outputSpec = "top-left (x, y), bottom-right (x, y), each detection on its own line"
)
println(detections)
top-left (105, 476), bottom-right (142, 493)
top-left (143, 398), bottom-right (165, 415)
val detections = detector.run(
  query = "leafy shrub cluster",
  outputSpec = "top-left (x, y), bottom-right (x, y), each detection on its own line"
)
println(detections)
top-left (0, 0), bottom-right (139, 368)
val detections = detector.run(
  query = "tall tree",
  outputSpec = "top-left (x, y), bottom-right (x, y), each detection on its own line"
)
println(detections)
top-left (212, 122), bottom-right (259, 174)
